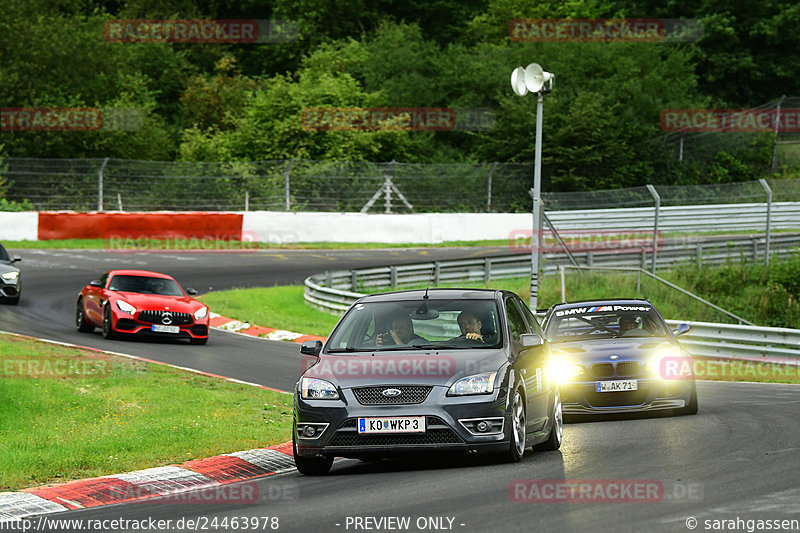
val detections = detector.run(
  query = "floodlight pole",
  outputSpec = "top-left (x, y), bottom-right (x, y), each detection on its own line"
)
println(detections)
top-left (530, 93), bottom-right (544, 310)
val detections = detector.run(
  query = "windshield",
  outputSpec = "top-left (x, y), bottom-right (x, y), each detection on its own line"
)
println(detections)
top-left (107, 275), bottom-right (184, 296)
top-left (326, 298), bottom-right (503, 352)
top-left (545, 304), bottom-right (669, 342)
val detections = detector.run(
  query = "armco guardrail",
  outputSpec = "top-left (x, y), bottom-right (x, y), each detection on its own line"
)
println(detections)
top-left (302, 282), bottom-right (800, 363)
top-left (665, 320), bottom-right (800, 363)
top-left (547, 203), bottom-right (800, 233)
top-left (304, 234), bottom-right (800, 310)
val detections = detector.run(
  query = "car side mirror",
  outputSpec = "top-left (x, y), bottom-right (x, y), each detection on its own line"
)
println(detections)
top-left (89, 280), bottom-right (102, 288)
top-left (186, 288), bottom-right (198, 295)
top-left (520, 334), bottom-right (544, 348)
top-left (300, 340), bottom-right (322, 356)
top-left (11, 256), bottom-right (21, 263)
top-left (673, 323), bottom-right (692, 336)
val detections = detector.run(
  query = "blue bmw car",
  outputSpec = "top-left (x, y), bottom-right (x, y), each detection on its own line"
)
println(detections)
top-left (541, 299), bottom-right (697, 416)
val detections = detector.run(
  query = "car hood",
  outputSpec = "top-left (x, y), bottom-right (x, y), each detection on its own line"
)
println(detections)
top-left (110, 292), bottom-right (203, 312)
top-left (304, 348), bottom-right (510, 388)
top-left (550, 338), bottom-right (677, 363)
top-left (0, 263), bottom-right (19, 275)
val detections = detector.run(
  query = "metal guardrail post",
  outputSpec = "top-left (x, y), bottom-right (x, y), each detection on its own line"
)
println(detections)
top-left (350, 271), bottom-right (357, 292)
top-left (486, 162), bottom-right (497, 211)
top-left (434, 262), bottom-right (440, 285)
top-left (284, 158), bottom-right (294, 211)
top-left (771, 95), bottom-right (786, 174)
top-left (759, 178), bottom-right (772, 267)
top-left (98, 157), bottom-right (109, 212)
top-left (390, 266), bottom-right (397, 288)
top-left (646, 184), bottom-right (660, 274)
top-left (484, 258), bottom-right (491, 283)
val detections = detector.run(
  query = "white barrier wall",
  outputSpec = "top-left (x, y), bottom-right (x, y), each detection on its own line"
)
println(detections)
top-left (242, 212), bottom-right (532, 244)
top-left (0, 212), bottom-right (38, 241)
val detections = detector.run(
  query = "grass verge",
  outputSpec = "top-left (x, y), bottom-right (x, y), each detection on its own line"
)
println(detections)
top-left (0, 334), bottom-right (293, 491)
top-left (199, 285), bottom-right (340, 337)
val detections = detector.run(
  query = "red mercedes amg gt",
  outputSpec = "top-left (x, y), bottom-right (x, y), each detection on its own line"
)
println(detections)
top-left (76, 270), bottom-right (209, 345)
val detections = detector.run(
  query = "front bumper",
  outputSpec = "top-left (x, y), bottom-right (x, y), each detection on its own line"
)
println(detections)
top-left (294, 385), bottom-right (512, 458)
top-left (0, 277), bottom-right (20, 298)
top-left (113, 316), bottom-right (209, 340)
top-left (561, 378), bottom-right (693, 415)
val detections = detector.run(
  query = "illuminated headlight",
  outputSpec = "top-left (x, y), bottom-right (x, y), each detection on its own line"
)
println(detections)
top-left (547, 358), bottom-right (584, 384)
top-left (301, 377), bottom-right (339, 400)
top-left (0, 271), bottom-right (19, 282)
top-left (646, 347), bottom-right (687, 379)
top-left (115, 300), bottom-right (137, 315)
top-left (448, 372), bottom-right (497, 396)
top-left (194, 306), bottom-right (208, 320)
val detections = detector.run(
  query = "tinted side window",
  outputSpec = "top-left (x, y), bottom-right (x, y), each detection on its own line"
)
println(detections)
top-left (516, 298), bottom-right (543, 336)
top-left (505, 298), bottom-right (529, 342)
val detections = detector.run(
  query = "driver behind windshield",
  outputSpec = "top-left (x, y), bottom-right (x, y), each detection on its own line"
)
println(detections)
top-left (454, 310), bottom-right (484, 342)
top-left (618, 314), bottom-right (647, 336)
top-left (375, 314), bottom-right (426, 346)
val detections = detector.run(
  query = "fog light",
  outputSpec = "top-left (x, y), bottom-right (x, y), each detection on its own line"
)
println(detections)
top-left (476, 421), bottom-right (489, 432)
top-left (303, 426), bottom-right (316, 437)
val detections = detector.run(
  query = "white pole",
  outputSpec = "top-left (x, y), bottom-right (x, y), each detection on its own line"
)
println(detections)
top-left (530, 93), bottom-right (544, 310)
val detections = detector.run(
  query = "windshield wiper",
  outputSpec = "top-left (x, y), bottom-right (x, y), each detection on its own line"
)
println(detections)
top-left (326, 346), bottom-right (365, 353)
top-left (410, 344), bottom-right (459, 349)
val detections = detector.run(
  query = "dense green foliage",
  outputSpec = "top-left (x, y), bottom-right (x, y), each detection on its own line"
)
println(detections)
top-left (1, 0), bottom-right (797, 191)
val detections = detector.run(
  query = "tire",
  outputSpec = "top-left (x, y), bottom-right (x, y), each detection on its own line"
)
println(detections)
top-left (536, 387), bottom-right (563, 451)
top-left (189, 337), bottom-right (208, 345)
top-left (76, 298), bottom-right (94, 332)
top-left (676, 382), bottom-right (698, 415)
top-left (293, 429), bottom-right (333, 476)
top-left (102, 305), bottom-right (117, 340)
top-left (502, 389), bottom-right (527, 463)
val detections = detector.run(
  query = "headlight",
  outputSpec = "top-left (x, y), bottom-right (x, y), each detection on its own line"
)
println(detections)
top-left (194, 306), bottom-right (208, 320)
top-left (448, 372), bottom-right (497, 396)
top-left (547, 358), bottom-right (584, 384)
top-left (1, 271), bottom-right (19, 282)
top-left (115, 300), bottom-right (137, 315)
top-left (647, 347), bottom-right (688, 379)
top-left (301, 377), bottom-right (339, 400)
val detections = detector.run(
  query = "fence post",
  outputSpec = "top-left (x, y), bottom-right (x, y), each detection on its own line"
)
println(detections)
top-left (390, 266), bottom-right (397, 288)
top-left (771, 95), bottom-right (786, 174)
top-left (350, 270), bottom-right (358, 292)
top-left (245, 191), bottom-right (249, 212)
top-left (646, 184), bottom-right (661, 274)
top-left (486, 162), bottom-right (497, 212)
top-left (759, 178), bottom-right (772, 267)
top-left (98, 157), bottom-right (109, 212)
top-left (284, 158), bottom-right (294, 211)
top-left (484, 258), bottom-right (491, 283)
top-left (434, 262), bottom-right (440, 285)
top-left (559, 265), bottom-right (566, 302)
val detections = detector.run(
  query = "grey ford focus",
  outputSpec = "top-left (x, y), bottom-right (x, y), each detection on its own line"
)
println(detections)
top-left (293, 288), bottom-right (563, 475)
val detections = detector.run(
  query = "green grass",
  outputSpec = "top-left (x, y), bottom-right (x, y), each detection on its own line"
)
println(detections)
top-left (0, 334), bottom-right (293, 491)
top-left (5, 230), bottom-right (797, 250)
top-left (200, 286), bottom-right (340, 337)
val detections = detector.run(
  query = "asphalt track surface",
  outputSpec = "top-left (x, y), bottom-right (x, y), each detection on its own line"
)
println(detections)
top-left (3, 249), bottom-right (800, 533)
